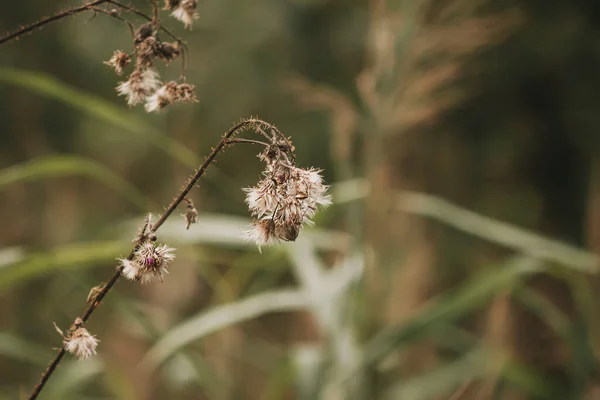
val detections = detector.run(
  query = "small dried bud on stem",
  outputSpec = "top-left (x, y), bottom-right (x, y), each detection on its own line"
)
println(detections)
top-left (119, 241), bottom-right (176, 284)
top-left (86, 284), bottom-right (106, 304)
top-left (183, 198), bottom-right (198, 229)
top-left (103, 50), bottom-right (131, 75)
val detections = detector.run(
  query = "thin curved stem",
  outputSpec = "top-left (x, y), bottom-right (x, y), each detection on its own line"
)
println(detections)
top-left (27, 118), bottom-right (285, 400)
top-left (90, 7), bottom-right (136, 38)
top-left (150, 118), bottom-right (281, 231)
top-left (107, 0), bottom-right (185, 46)
top-left (0, 0), bottom-right (107, 45)
top-left (225, 138), bottom-right (270, 147)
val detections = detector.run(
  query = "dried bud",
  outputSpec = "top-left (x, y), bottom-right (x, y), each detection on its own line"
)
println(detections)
top-left (183, 198), bottom-right (198, 229)
top-left (134, 22), bottom-right (154, 44)
top-left (119, 242), bottom-right (176, 284)
top-left (62, 321), bottom-right (99, 360)
top-left (103, 50), bottom-right (130, 75)
top-left (136, 36), bottom-right (161, 67)
top-left (175, 83), bottom-right (198, 103)
top-left (170, 0), bottom-right (199, 29)
top-left (157, 42), bottom-right (181, 63)
top-left (116, 67), bottom-right (161, 106)
top-left (86, 284), bottom-right (105, 304)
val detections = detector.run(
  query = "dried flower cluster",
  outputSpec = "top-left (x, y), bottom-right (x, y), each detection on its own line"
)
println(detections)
top-left (244, 142), bottom-right (331, 249)
top-left (58, 318), bottom-right (99, 360)
top-left (119, 241), bottom-right (176, 284)
top-left (104, 0), bottom-right (200, 112)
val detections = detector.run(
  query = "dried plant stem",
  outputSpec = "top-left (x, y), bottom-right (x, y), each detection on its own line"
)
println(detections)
top-left (0, 0), bottom-right (183, 49)
top-left (27, 118), bottom-right (286, 400)
top-left (0, 0), bottom-right (107, 45)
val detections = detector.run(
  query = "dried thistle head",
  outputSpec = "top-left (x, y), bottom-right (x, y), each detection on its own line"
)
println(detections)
top-left (145, 81), bottom-right (198, 112)
top-left (61, 318), bottom-right (99, 360)
top-left (157, 41), bottom-right (181, 63)
top-left (116, 67), bottom-right (161, 106)
top-left (134, 22), bottom-right (154, 44)
top-left (170, 0), bottom-right (199, 29)
top-left (244, 139), bottom-right (331, 250)
top-left (104, 50), bottom-right (130, 75)
top-left (136, 36), bottom-right (161, 67)
top-left (119, 241), bottom-right (176, 284)
top-left (145, 81), bottom-right (178, 112)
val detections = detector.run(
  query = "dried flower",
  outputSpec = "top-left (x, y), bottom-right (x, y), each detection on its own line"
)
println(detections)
top-left (136, 36), bottom-right (161, 67)
top-left (62, 319), bottom-right (99, 360)
top-left (175, 83), bottom-right (198, 103)
top-left (145, 82), bottom-right (198, 112)
top-left (104, 50), bottom-right (130, 75)
top-left (243, 144), bottom-right (331, 248)
top-left (119, 242), bottom-right (176, 284)
top-left (170, 0), bottom-right (199, 29)
top-left (116, 67), bottom-right (161, 106)
top-left (245, 218), bottom-right (275, 252)
top-left (134, 22), bottom-right (154, 44)
top-left (145, 81), bottom-right (178, 112)
top-left (157, 42), bottom-right (181, 63)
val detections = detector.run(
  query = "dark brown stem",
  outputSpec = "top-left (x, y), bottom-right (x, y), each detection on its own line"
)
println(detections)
top-left (90, 7), bottom-right (136, 38)
top-left (226, 138), bottom-right (270, 147)
top-left (0, 0), bottom-right (107, 45)
top-left (151, 118), bottom-right (282, 231)
top-left (27, 118), bottom-right (284, 400)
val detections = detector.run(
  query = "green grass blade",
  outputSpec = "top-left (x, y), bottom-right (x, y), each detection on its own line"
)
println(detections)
top-left (0, 331), bottom-right (54, 366)
top-left (363, 256), bottom-right (541, 367)
top-left (0, 155), bottom-right (151, 211)
top-left (0, 240), bottom-right (129, 291)
top-left (0, 68), bottom-right (197, 167)
top-left (142, 289), bottom-right (310, 372)
top-left (42, 359), bottom-right (104, 400)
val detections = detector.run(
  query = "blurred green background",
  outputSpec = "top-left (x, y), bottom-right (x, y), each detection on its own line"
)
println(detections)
top-left (3, 0), bottom-right (600, 399)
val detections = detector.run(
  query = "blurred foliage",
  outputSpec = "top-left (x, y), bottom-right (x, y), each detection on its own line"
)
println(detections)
top-left (2, 0), bottom-right (600, 399)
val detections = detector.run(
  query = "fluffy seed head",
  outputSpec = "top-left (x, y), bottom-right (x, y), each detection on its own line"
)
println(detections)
top-left (121, 242), bottom-right (176, 284)
top-left (104, 50), bottom-right (130, 75)
top-left (63, 322), bottom-right (99, 360)
top-left (243, 147), bottom-right (331, 249)
top-left (145, 81), bottom-right (178, 112)
top-left (116, 68), bottom-right (161, 106)
top-left (171, 0), bottom-right (199, 29)
top-left (245, 218), bottom-right (275, 252)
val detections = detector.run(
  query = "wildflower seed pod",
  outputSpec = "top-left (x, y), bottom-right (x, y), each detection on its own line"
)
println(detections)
top-left (170, 0), bottom-right (199, 29)
top-left (119, 241), bottom-right (176, 284)
top-left (62, 319), bottom-right (99, 360)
